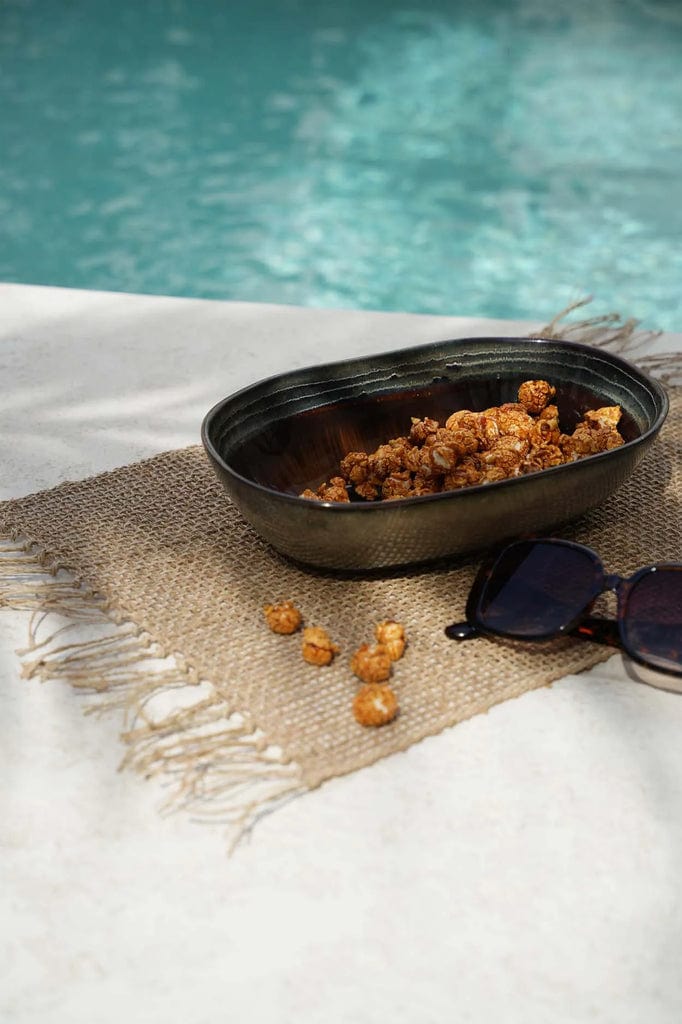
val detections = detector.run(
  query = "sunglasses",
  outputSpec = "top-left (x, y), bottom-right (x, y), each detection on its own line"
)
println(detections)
top-left (445, 538), bottom-right (682, 678)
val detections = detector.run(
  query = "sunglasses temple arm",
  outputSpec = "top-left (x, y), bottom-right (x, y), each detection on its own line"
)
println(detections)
top-left (444, 622), bottom-right (479, 641)
top-left (570, 616), bottom-right (622, 648)
top-left (444, 617), bottom-right (621, 646)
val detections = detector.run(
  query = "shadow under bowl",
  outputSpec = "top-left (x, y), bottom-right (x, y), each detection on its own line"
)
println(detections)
top-left (201, 336), bottom-right (669, 571)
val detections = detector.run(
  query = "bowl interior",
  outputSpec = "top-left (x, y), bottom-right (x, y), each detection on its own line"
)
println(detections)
top-left (209, 337), bottom-right (659, 499)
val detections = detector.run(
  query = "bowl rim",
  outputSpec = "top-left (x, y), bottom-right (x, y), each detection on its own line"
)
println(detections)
top-left (200, 335), bottom-right (669, 513)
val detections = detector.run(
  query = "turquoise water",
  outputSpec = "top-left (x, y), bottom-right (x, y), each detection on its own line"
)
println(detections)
top-left (1, 0), bottom-right (682, 329)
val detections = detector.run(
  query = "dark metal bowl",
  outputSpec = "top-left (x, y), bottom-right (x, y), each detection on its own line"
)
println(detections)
top-left (201, 336), bottom-right (668, 571)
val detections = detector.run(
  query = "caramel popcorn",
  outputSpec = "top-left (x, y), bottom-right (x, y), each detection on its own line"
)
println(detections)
top-left (484, 403), bottom-right (534, 439)
top-left (445, 408), bottom-right (485, 435)
top-left (443, 455), bottom-right (483, 491)
top-left (301, 626), bottom-right (340, 666)
top-left (569, 406), bottom-right (625, 456)
top-left (300, 381), bottom-right (626, 503)
top-left (584, 406), bottom-right (622, 431)
top-left (368, 442), bottom-right (405, 479)
top-left (523, 443), bottom-right (565, 472)
top-left (529, 405), bottom-right (561, 447)
top-left (409, 416), bottom-right (440, 445)
top-left (263, 600), bottom-right (303, 635)
top-left (381, 470), bottom-right (412, 500)
top-left (374, 620), bottom-right (406, 661)
top-left (350, 642), bottom-right (392, 684)
top-left (353, 683), bottom-right (399, 727)
top-left (518, 379), bottom-right (556, 415)
top-left (339, 451), bottom-right (370, 486)
top-left (299, 476), bottom-right (350, 502)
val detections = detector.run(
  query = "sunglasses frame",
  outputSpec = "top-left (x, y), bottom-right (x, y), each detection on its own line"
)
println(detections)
top-left (448, 538), bottom-right (682, 678)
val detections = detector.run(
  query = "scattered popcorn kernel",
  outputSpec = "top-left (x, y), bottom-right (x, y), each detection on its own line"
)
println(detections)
top-left (301, 626), bottom-right (339, 666)
top-left (350, 642), bottom-right (392, 684)
top-left (374, 620), bottom-right (406, 661)
top-left (263, 600), bottom-right (303, 635)
top-left (353, 683), bottom-right (399, 727)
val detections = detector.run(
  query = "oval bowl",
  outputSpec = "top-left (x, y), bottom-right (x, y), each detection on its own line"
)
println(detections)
top-left (201, 336), bottom-right (668, 571)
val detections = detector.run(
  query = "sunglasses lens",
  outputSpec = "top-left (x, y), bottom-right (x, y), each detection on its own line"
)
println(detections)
top-left (477, 541), bottom-right (603, 638)
top-left (622, 568), bottom-right (682, 674)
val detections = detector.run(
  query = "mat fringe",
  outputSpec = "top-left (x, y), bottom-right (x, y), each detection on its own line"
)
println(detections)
top-left (0, 539), bottom-right (305, 853)
top-left (536, 296), bottom-right (682, 385)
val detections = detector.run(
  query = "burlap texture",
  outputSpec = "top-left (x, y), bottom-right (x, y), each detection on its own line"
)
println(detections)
top-left (1, 386), bottom-right (680, 793)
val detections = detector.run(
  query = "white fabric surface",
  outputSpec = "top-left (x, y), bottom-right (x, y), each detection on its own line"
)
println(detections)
top-left (2, 283), bottom-right (681, 1024)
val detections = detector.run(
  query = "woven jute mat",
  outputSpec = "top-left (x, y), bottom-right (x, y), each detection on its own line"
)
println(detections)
top-left (2, 309), bottom-right (681, 846)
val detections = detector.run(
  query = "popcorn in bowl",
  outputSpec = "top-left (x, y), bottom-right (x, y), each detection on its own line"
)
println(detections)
top-left (300, 380), bottom-right (625, 503)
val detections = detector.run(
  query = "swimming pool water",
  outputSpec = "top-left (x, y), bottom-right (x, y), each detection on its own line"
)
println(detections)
top-left (2, 0), bottom-right (681, 330)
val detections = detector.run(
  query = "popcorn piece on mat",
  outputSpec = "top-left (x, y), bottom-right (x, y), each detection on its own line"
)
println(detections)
top-left (350, 642), bottom-right (392, 684)
top-left (263, 600), bottom-right (303, 635)
top-left (374, 620), bottom-right (406, 661)
top-left (302, 625), bottom-right (340, 666)
top-left (353, 683), bottom-right (399, 727)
